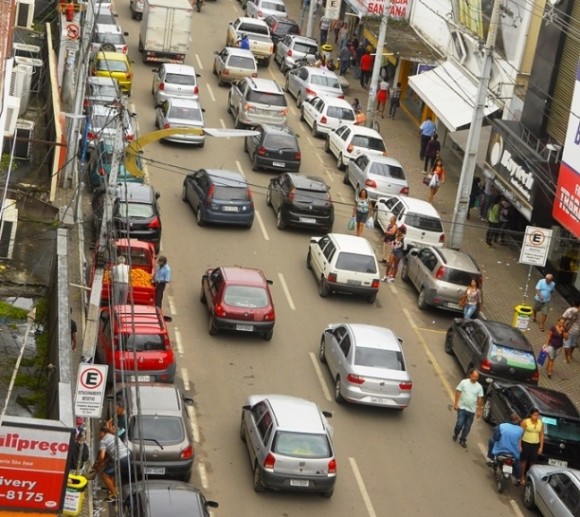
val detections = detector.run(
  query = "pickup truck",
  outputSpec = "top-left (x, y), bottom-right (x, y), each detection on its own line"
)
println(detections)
top-left (226, 17), bottom-right (274, 66)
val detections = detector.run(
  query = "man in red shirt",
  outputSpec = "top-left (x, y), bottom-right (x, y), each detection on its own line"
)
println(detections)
top-left (360, 50), bottom-right (374, 88)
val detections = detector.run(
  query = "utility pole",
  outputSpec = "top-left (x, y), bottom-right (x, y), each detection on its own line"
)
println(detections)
top-left (305, 0), bottom-right (318, 39)
top-left (365, 1), bottom-right (391, 127)
top-left (448, 0), bottom-right (503, 249)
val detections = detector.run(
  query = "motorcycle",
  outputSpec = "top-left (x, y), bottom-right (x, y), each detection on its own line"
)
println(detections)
top-left (490, 453), bottom-right (515, 493)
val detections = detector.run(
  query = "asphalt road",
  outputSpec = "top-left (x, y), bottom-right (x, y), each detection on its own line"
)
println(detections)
top-left (112, 0), bottom-right (532, 515)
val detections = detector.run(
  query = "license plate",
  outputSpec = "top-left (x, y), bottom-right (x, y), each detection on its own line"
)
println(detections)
top-left (145, 467), bottom-right (165, 475)
top-left (223, 206), bottom-right (239, 212)
top-left (502, 464), bottom-right (513, 474)
top-left (130, 375), bottom-right (151, 382)
top-left (548, 458), bottom-right (568, 467)
top-left (447, 303), bottom-right (462, 310)
top-left (272, 161), bottom-right (285, 167)
top-left (289, 479), bottom-right (309, 487)
top-left (370, 397), bottom-right (388, 405)
top-left (347, 279), bottom-right (362, 286)
top-left (236, 324), bottom-right (254, 332)
top-left (299, 217), bottom-right (316, 224)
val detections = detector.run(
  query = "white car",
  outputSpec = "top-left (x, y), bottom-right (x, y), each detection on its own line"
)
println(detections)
top-left (244, 0), bottom-right (287, 19)
top-left (345, 154), bottom-right (409, 201)
top-left (90, 24), bottom-right (128, 54)
top-left (306, 233), bottom-right (380, 304)
top-left (285, 66), bottom-right (344, 107)
top-left (375, 195), bottom-right (445, 249)
top-left (324, 125), bottom-right (386, 170)
top-left (301, 96), bottom-right (356, 137)
top-left (152, 64), bottom-right (200, 105)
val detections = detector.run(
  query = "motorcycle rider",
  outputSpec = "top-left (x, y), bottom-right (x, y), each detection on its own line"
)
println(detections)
top-left (486, 413), bottom-right (524, 482)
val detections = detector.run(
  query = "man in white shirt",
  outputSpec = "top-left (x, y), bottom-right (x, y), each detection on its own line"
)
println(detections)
top-left (111, 256), bottom-right (130, 305)
top-left (452, 369), bottom-right (484, 448)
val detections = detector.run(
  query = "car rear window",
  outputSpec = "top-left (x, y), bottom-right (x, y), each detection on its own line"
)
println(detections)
top-left (311, 75), bottom-right (340, 88)
top-left (121, 334), bottom-right (164, 352)
top-left (327, 106), bottom-right (355, 120)
top-left (489, 344), bottom-right (536, 370)
top-left (369, 162), bottom-right (405, 179)
top-left (247, 91), bottom-right (287, 107)
top-left (228, 56), bottom-right (255, 70)
top-left (97, 33), bottom-right (124, 45)
top-left (214, 186), bottom-right (250, 201)
top-left (273, 431), bottom-right (331, 459)
top-left (443, 268), bottom-right (478, 286)
top-left (129, 416), bottom-right (185, 443)
top-left (97, 60), bottom-right (127, 72)
top-left (275, 21), bottom-right (299, 36)
top-left (351, 136), bottom-right (385, 152)
top-left (264, 134), bottom-right (297, 149)
top-left (404, 213), bottom-right (443, 232)
top-left (223, 285), bottom-right (269, 308)
top-left (165, 73), bottom-right (196, 85)
top-left (169, 106), bottom-right (203, 122)
top-left (355, 347), bottom-right (405, 371)
top-left (335, 252), bottom-right (377, 274)
top-left (119, 203), bottom-right (155, 219)
top-left (92, 113), bottom-right (116, 130)
top-left (295, 190), bottom-right (330, 203)
top-left (294, 42), bottom-right (318, 54)
top-left (541, 416), bottom-right (580, 442)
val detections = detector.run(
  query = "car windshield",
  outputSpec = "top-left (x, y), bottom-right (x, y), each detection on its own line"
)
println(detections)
top-left (213, 186), bottom-right (250, 201)
top-left (294, 42), bottom-right (318, 54)
top-left (169, 106), bottom-right (202, 122)
top-left (247, 91), bottom-right (287, 107)
top-left (335, 252), bottom-right (377, 274)
top-left (355, 347), bottom-right (405, 371)
top-left (488, 344), bottom-right (536, 370)
top-left (120, 334), bottom-right (164, 352)
top-left (97, 60), bottom-right (127, 72)
top-left (404, 213), bottom-right (443, 232)
top-left (165, 73), bottom-right (196, 85)
top-left (273, 431), bottom-right (331, 459)
top-left (443, 268), bottom-right (478, 286)
top-left (127, 249), bottom-right (151, 267)
top-left (90, 85), bottom-right (118, 98)
top-left (351, 136), bottom-right (385, 152)
top-left (369, 162), bottom-right (405, 179)
top-left (129, 416), bottom-right (185, 443)
top-left (327, 106), bottom-right (354, 120)
top-left (263, 1), bottom-right (286, 12)
top-left (228, 56), bottom-right (255, 69)
top-left (541, 416), bottom-right (580, 442)
top-left (118, 203), bottom-right (155, 219)
top-left (264, 134), bottom-right (297, 149)
top-left (223, 285), bottom-right (269, 308)
top-left (310, 75), bottom-right (340, 88)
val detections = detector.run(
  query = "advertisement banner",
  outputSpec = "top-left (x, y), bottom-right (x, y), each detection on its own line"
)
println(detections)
top-left (344, 0), bottom-right (411, 19)
top-left (0, 424), bottom-right (73, 512)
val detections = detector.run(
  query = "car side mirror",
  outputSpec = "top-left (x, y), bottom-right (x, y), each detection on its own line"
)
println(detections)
top-left (202, 274), bottom-right (209, 280)
top-left (155, 192), bottom-right (160, 199)
top-left (242, 404), bottom-right (251, 410)
top-left (123, 32), bottom-right (129, 36)
top-left (206, 501), bottom-right (219, 509)
top-left (266, 279), bottom-right (273, 285)
top-left (322, 410), bottom-right (333, 418)
top-left (183, 396), bottom-right (194, 405)
top-left (196, 73), bottom-right (201, 77)
top-left (201, 108), bottom-right (206, 113)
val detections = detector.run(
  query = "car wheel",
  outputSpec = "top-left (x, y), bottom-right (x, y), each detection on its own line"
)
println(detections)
top-left (284, 78), bottom-right (290, 93)
top-left (181, 185), bottom-right (187, 202)
top-left (444, 332), bottom-right (454, 355)
top-left (417, 288), bottom-right (428, 310)
top-left (263, 329), bottom-right (273, 341)
top-left (243, 138), bottom-right (248, 153)
top-left (321, 489), bottom-right (334, 499)
top-left (200, 287), bottom-right (206, 304)
top-left (319, 276), bottom-right (330, 297)
top-left (522, 481), bottom-right (535, 509)
top-left (306, 250), bottom-right (312, 270)
top-left (196, 206), bottom-right (205, 226)
top-left (253, 463), bottom-right (265, 492)
top-left (366, 293), bottom-right (377, 304)
top-left (482, 397), bottom-right (492, 423)
top-left (240, 417), bottom-right (246, 442)
top-left (319, 337), bottom-right (327, 363)
top-left (226, 98), bottom-right (233, 115)
top-left (324, 137), bottom-right (331, 153)
top-left (337, 153), bottom-right (346, 171)
top-left (343, 169), bottom-right (349, 185)
top-left (208, 314), bottom-right (218, 335)
top-left (312, 122), bottom-right (320, 137)
top-left (400, 259), bottom-right (410, 282)
top-left (251, 152), bottom-right (260, 171)
top-left (334, 377), bottom-right (344, 403)
top-left (212, 63), bottom-right (217, 75)
top-left (276, 209), bottom-right (286, 230)
top-left (300, 108), bottom-right (305, 122)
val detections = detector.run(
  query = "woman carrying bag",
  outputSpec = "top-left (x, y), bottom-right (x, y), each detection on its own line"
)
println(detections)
top-left (353, 188), bottom-right (371, 237)
top-left (428, 159), bottom-right (446, 203)
top-left (545, 317), bottom-right (568, 378)
top-left (461, 279), bottom-right (482, 319)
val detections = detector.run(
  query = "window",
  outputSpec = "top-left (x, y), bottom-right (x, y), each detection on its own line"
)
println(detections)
top-left (333, 326), bottom-right (347, 342)
top-left (335, 252), bottom-right (377, 274)
top-left (351, 136), bottom-right (386, 152)
top-left (294, 42), bottom-right (318, 54)
top-left (223, 285), bottom-right (269, 309)
top-left (246, 90), bottom-right (287, 107)
top-left (129, 415), bottom-right (185, 443)
top-left (404, 213), bottom-right (443, 232)
top-left (322, 241), bottom-right (336, 262)
top-left (339, 334), bottom-right (351, 357)
top-left (355, 347), bottom-right (405, 371)
top-left (369, 162), bottom-right (405, 179)
top-left (419, 250), bottom-right (437, 271)
top-left (251, 401), bottom-right (268, 426)
top-left (318, 235), bottom-right (330, 252)
top-left (121, 334), bottom-right (164, 352)
top-left (214, 186), bottom-right (250, 201)
top-left (548, 473), bottom-right (570, 496)
top-left (471, 329), bottom-right (487, 353)
top-left (310, 75), bottom-right (339, 89)
top-left (117, 203), bottom-right (155, 219)
top-left (444, 268), bottom-right (478, 286)
top-left (327, 106), bottom-right (355, 121)
top-left (228, 56), bottom-right (255, 70)
top-left (559, 478), bottom-right (580, 513)
top-left (256, 410), bottom-right (273, 443)
top-left (354, 155), bottom-right (368, 169)
top-left (264, 134), bottom-right (297, 150)
top-left (165, 73), bottom-right (196, 86)
top-left (272, 431), bottom-right (331, 458)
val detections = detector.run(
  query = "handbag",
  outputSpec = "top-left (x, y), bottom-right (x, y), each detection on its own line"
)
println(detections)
top-left (459, 294), bottom-right (467, 308)
top-left (537, 346), bottom-right (549, 367)
top-left (365, 216), bottom-right (374, 229)
top-left (422, 173), bottom-right (433, 186)
top-left (429, 173), bottom-right (440, 188)
top-left (347, 217), bottom-right (356, 231)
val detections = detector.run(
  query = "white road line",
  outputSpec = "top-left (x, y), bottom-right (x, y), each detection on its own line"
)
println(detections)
top-left (206, 83), bottom-right (216, 103)
top-left (389, 283), bottom-right (398, 294)
top-left (510, 500), bottom-right (525, 517)
top-left (174, 327), bottom-right (183, 356)
top-left (308, 352), bottom-right (331, 402)
top-left (187, 404), bottom-right (200, 443)
top-left (197, 461), bottom-right (209, 490)
top-left (219, 118), bottom-right (230, 140)
top-left (235, 160), bottom-right (246, 179)
top-left (348, 457), bottom-right (377, 517)
top-left (168, 295), bottom-right (177, 316)
top-left (195, 54), bottom-right (203, 70)
top-left (277, 272), bottom-right (296, 310)
top-left (181, 367), bottom-right (190, 391)
top-left (255, 210), bottom-right (269, 241)
top-left (324, 169), bottom-right (333, 183)
top-left (337, 192), bottom-right (345, 202)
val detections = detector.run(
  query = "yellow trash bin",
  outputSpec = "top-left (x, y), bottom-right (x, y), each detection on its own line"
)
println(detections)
top-left (321, 43), bottom-right (333, 60)
top-left (513, 305), bottom-right (533, 331)
top-left (62, 474), bottom-right (88, 517)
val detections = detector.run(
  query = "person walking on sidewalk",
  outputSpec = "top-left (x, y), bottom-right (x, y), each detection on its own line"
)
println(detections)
top-left (533, 274), bottom-right (556, 331)
top-left (383, 229), bottom-right (405, 283)
top-left (428, 159), bottom-right (445, 203)
top-left (419, 117), bottom-right (436, 160)
top-left (462, 279), bottom-right (482, 319)
top-left (359, 50), bottom-right (373, 88)
top-left (424, 133), bottom-right (440, 172)
top-left (519, 408), bottom-right (544, 485)
top-left (497, 199), bottom-right (512, 244)
top-left (154, 255), bottom-right (171, 309)
top-left (452, 369), bottom-right (484, 448)
top-left (338, 22), bottom-right (349, 50)
top-left (485, 198), bottom-right (501, 247)
top-left (352, 188), bottom-right (371, 237)
top-left (562, 299), bottom-right (580, 362)
top-left (545, 317), bottom-right (567, 378)
top-left (338, 44), bottom-right (353, 76)
top-left (467, 177), bottom-right (482, 220)
top-left (354, 45), bottom-right (365, 79)
top-left (381, 215), bottom-right (398, 263)
top-left (479, 176), bottom-right (497, 220)
top-left (319, 16), bottom-right (331, 45)
top-left (376, 78), bottom-right (389, 117)
top-left (389, 82), bottom-right (402, 119)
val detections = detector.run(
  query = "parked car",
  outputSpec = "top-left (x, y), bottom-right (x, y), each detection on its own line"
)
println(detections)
top-left (155, 98), bottom-right (206, 146)
top-left (90, 24), bottom-right (129, 54)
top-left (266, 173), bottom-right (333, 232)
top-left (400, 246), bottom-right (482, 312)
top-left (213, 47), bottom-right (258, 86)
top-left (111, 383), bottom-right (194, 480)
top-left (285, 66), bottom-right (344, 107)
top-left (240, 394), bottom-right (336, 497)
top-left (445, 319), bottom-right (539, 387)
top-left (482, 382), bottom-right (580, 468)
top-left (97, 304), bottom-right (176, 383)
top-left (320, 323), bottom-right (412, 408)
top-left (274, 35), bottom-right (318, 73)
top-left (244, 0), bottom-right (287, 19)
top-left (227, 77), bottom-right (288, 128)
top-left (90, 51), bottom-right (133, 95)
top-left (375, 195), bottom-right (445, 248)
top-left (523, 465), bottom-right (580, 516)
top-left (307, 233), bottom-right (380, 303)
top-left (152, 63), bottom-right (200, 104)
top-left (122, 481), bottom-right (218, 516)
top-left (200, 266), bottom-right (275, 340)
top-left (344, 154), bottom-right (409, 200)
top-left (264, 15), bottom-right (299, 47)
top-left (244, 124), bottom-right (300, 172)
top-left (301, 96), bottom-right (356, 137)
top-left (181, 169), bottom-right (254, 228)
top-left (324, 124), bottom-right (386, 170)
top-left (84, 103), bottom-right (136, 148)
top-left (85, 76), bottom-right (121, 106)
top-left (86, 140), bottom-right (144, 190)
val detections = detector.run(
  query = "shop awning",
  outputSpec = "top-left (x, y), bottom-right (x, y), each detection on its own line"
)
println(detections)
top-left (343, 0), bottom-right (367, 17)
top-left (408, 61), bottom-right (501, 132)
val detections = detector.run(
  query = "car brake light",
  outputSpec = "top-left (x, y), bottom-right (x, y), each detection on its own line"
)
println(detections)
top-left (400, 186), bottom-right (409, 195)
top-left (125, 134), bottom-right (134, 141)
top-left (532, 370), bottom-right (540, 382)
top-left (257, 146), bottom-right (267, 156)
top-left (263, 453), bottom-right (275, 470)
top-left (244, 103), bottom-right (255, 112)
top-left (148, 217), bottom-right (161, 229)
top-left (159, 83), bottom-right (165, 91)
top-left (194, 85), bottom-right (199, 94)
top-left (328, 459), bottom-right (337, 474)
top-left (258, 9), bottom-right (263, 16)
top-left (265, 309), bottom-right (275, 321)
top-left (180, 444), bottom-right (193, 460)
top-left (346, 373), bottom-right (365, 385)
top-left (282, 108), bottom-right (288, 116)
top-left (247, 188), bottom-right (253, 200)
top-left (164, 123), bottom-right (171, 129)
top-left (365, 179), bottom-right (377, 188)
top-left (251, 72), bottom-right (258, 78)
top-left (127, 72), bottom-right (133, 79)
top-left (305, 87), bottom-right (316, 96)
top-left (122, 45), bottom-right (128, 53)
top-left (287, 49), bottom-right (293, 56)
top-left (399, 381), bottom-right (413, 390)
top-left (206, 185), bottom-right (215, 204)
top-left (215, 304), bottom-right (226, 317)
top-left (347, 144), bottom-right (354, 153)
top-left (338, 95), bottom-right (344, 99)
top-left (294, 152), bottom-right (301, 160)
top-left (327, 273), bottom-right (337, 283)
top-left (98, 167), bottom-right (105, 176)
top-left (371, 279), bottom-right (380, 289)
top-left (435, 266), bottom-right (445, 280)
top-left (439, 233), bottom-right (445, 243)
top-left (320, 116), bottom-right (327, 124)
top-left (87, 132), bottom-right (97, 142)
top-left (269, 45), bottom-right (273, 53)
top-left (480, 358), bottom-right (492, 372)
top-left (223, 69), bottom-right (230, 76)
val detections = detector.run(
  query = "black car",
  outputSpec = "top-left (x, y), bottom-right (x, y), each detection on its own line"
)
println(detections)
top-left (445, 319), bottom-right (539, 387)
top-left (266, 173), bottom-right (334, 232)
top-left (244, 124), bottom-right (301, 172)
top-left (264, 15), bottom-right (300, 47)
top-left (483, 382), bottom-right (580, 469)
top-left (182, 169), bottom-right (254, 228)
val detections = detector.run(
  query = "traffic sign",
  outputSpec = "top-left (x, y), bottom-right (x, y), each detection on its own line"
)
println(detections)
top-left (519, 226), bottom-right (553, 267)
top-left (66, 23), bottom-right (80, 40)
top-left (74, 363), bottom-right (108, 418)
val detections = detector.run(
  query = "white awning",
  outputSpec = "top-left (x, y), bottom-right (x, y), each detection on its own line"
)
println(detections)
top-left (408, 61), bottom-right (501, 132)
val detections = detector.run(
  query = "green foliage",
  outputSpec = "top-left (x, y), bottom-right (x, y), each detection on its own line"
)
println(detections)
top-left (0, 301), bottom-right (28, 320)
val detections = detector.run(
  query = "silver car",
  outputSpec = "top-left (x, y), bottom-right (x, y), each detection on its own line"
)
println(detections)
top-left (152, 64), bottom-right (200, 104)
top-left (319, 324), bottom-right (413, 409)
top-left (85, 76), bottom-right (121, 106)
top-left (213, 47), bottom-right (258, 86)
top-left (155, 98), bottom-right (206, 146)
top-left (523, 465), bottom-right (580, 516)
top-left (274, 35), bottom-right (318, 73)
top-left (240, 394), bottom-right (336, 497)
top-left (90, 24), bottom-right (128, 54)
top-left (345, 154), bottom-right (409, 201)
top-left (285, 66), bottom-right (344, 107)
top-left (244, 0), bottom-right (287, 19)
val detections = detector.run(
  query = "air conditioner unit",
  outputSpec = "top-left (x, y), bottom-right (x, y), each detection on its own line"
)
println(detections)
top-left (3, 96), bottom-right (20, 137)
top-left (0, 199), bottom-right (18, 260)
top-left (15, 0), bottom-right (34, 29)
top-left (10, 65), bottom-right (32, 115)
top-left (12, 43), bottom-right (41, 60)
top-left (3, 119), bottom-right (34, 160)
top-left (14, 56), bottom-right (43, 91)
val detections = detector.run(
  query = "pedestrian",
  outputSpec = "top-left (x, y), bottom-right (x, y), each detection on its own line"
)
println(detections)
top-left (428, 158), bottom-right (445, 203)
top-left (519, 408), bottom-right (544, 486)
top-left (154, 255), bottom-right (171, 309)
top-left (381, 215), bottom-right (398, 263)
top-left (545, 317), bottom-right (567, 378)
top-left (419, 116), bottom-right (436, 160)
top-left (376, 78), bottom-right (389, 118)
top-left (351, 97), bottom-right (362, 113)
top-left (486, 413), bottom-right (523, 483)
top-left (479, 176), bottom-right (497, 220)
top-left (111, 256), bottom-right (130, 306)
top-left (452, 368), bottom-right (484, 448)
top-left (562, 299), bottom-right (580, 362)
top-left (319, 15), bottom-right (330, 45)
top-left (338, 44), bottom-right (353, 76)
top-left (92, 426), bottom-right (130, 503)
top-left (497, 199), bottom-right (511, 245)
top-left (359, 50), bottom-right (373, 88)
top-left (238, 34), bottom-right (250, 50)
top-left (326, 58), bottom-right (336, 72)
top-left (331, 18), bottom-right (342, 43)
top-left (69, 429), bottom-right (90, 473)
top-left (354, 45), bottom-right (365, 80)
top-left (70, 308), bottom-right (78, 351)
top-left (355, 106), bottom-right (366, 125)
top-left (532, 273), bottom-right (556, 331)
top-left (352, 188), bottom-right (371, 237)
top-left (485, 198), bottom-right (501, 248)
top-left (423, 133), bottom-right (440, 172)
top-left (461, 279), bottom-right (483, 319)
top-left (388, 82), bottom-right (402, 119)
top-left (383, 229), bottom-right (405, 283)
top-left (467, 177), bottom-right (482, 220)
top-left (338, 22), bottom-right (349, 50)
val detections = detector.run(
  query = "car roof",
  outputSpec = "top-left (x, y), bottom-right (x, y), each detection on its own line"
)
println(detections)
top-left (479, 320), bottom-right (531, 350)
top-left (346, 324), bottom-right (401, 351)
top-left (304, 66), bottom-right (338, 78)
top-left (259, 124), bottom-right (295, 136)
top-left (287, 173), bottom-right (328, 191)
top-left (204, 169), bottom-right (248, 187)
top-left (116, 183), bottom-right (156, 202)
top-left (343, 125), bottom-right (383, 138)
top-left (223, 47), bottom-right (255, 58)
top-left (316, 96), bottom-right (353, 109)
top-left (244, 77), bottom-right (283, 93)
top-left (361, 154), bottom-right (403, 167)
top-left (260, 395), bottom-right (326, 433)
top-left (328, 233), bottom-right (375, 255)
top-left (517, 384), bottom-right (580, 420)
top-left (124, 383), bottom-right (182, 414)
top-left (391, 195), bottom-right (441, 218)
top-left (237, 16), bottom-right (269, 26)
top-left (110, 304), bottom-right (165, 331)
top-left (165, 97), bottom-right (202, 108)
top-left (430, 247), bottom-right (480, 273)
top-left (160, 63), bottom-right (196, 74)
top-left (220, 267), bottom-right (267, 286)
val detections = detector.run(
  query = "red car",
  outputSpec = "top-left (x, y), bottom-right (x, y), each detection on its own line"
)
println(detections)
top-left (200, 267), bottom-right (275, 341)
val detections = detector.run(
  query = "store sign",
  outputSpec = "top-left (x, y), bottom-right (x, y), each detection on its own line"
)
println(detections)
top-left (325, 0), bottom-right (342, 19)
top-left (344, 0), bottom-right (411, 18)
top-left (553, 60), bottom-right (580, 238)
top-left (0, 424), bottom-right (73, 512)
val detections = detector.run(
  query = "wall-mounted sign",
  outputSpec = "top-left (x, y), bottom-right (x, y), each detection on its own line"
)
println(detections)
top-left (325, 0), bottom-right (342, 19)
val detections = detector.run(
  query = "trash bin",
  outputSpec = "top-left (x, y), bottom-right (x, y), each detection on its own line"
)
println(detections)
top-left (512, 304), bottom-right (533, 331)
top-left (62, 474), bottom-right (88, 517)
top-left (321, 43), bottom-right (333, 61)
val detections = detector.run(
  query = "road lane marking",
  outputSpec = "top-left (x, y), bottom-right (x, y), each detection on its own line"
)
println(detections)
top-left (309, 352), bottom-right (332, 401)
top-left (324, 169), bottom-right (333, 183)
top-left (255, 210), bottom-right (269, 241)
top-left (277, 272), bottom-right (295, 310)
top-left (174, 327), bottom-right (183, 356)
top-left (220, 118), bottom-right (230, 140)
top-left (187, 404), bottom-right (200, 443)
top-left (197, 461), bottom-right (209, 490)
top-left (168, 295), bottom-right (177, 316)
top-left (413, 327), bottom-right (448, 334)
top-left (402, 307), bottom-right (454, 401)
top-left (235, 160), bottom-right (246, 179)
top-left (510, 500), bottom-right (525, 517)
top-left (195, 54), bottom-right (203, 70)
top-left (349, 457), bottom-right (377, 517)
top-left (207, 83), bottom-right (216, 102)
top-left (181, 367), bottom-right (190, 391)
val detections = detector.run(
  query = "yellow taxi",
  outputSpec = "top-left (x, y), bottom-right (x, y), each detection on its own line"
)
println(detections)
top-left (90, 52), bottom-right (133, 96)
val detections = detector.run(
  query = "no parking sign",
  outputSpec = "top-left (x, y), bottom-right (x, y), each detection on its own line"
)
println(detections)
top-left (519, 226), bottom-right (553, 267)
top-left (74, 363), bottom-right (108, 418)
